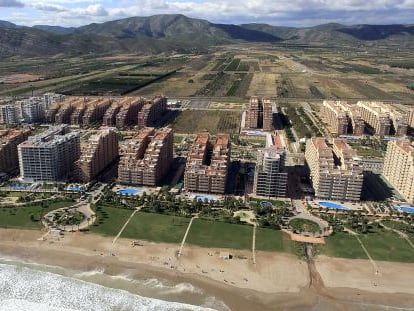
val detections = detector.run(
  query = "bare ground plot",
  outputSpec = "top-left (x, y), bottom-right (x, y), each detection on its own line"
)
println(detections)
top-left (317, 78), bottom-right (361, 99)
top-left (247, 73), bottom-right (278, 96)
top-left (369, 77), bottom-right (414, 101)
top-left (339, 79), bottom-right (399, 100)
top-left (131, 72), bottom-right (209, 97)
top-left (172, 110), bottom-right (241, 134)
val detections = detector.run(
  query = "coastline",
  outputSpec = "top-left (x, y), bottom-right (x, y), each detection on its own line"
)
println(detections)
top-left (1, 228), bottom-right (414, 311)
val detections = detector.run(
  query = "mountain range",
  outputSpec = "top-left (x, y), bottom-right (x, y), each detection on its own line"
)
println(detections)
top-left (0, 14), bottom-right (413, 57)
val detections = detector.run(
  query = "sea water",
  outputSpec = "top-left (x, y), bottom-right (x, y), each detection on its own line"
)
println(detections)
top-left (0, 259), bottom-right (230, 311)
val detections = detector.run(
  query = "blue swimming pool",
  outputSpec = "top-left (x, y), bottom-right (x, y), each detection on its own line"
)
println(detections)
top-left (319, 201), bottom-right (350, 210)
top-left (117, 189), bottom-right (143, 196)
top-left (66, 187), bottom-right (84, 192)
top-left (11, 184), bottom-right (30, 190)
top-left (260, 201), bottom-right (272, 208)
top-left (192, 195), bottom-right (217, 202)
top-left (396, 206), bottom-right (414, 214)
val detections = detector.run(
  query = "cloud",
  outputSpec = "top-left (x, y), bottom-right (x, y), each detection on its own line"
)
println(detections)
top-left (3, 0), bottom-right (414, 27)
top-left (32, 3), bottom-right (66, 12)
top-left (0, 0), bottom-right (24, 7)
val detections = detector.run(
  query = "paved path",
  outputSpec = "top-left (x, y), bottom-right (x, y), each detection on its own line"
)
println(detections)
top-left (112, 207), bottom-right (141, 245)
top-left (178, 215), bottom-right (197, 257)
top-left (291, 199), bottom-right (329, 230)
top-left (252, 223), bottom-right (257, 265)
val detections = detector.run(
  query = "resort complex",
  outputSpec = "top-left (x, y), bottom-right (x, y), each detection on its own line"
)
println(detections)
top-left (305, 138), bottom-right (364, 201)
top-left (184, 132), bottom-right (231, 194)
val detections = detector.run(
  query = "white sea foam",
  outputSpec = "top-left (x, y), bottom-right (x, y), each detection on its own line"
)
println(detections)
top-left (0, 263), bottom-right (214, 311)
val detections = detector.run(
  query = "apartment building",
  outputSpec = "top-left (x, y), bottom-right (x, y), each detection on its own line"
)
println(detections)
top-left (103, 102), bottom-right (122, 127)
top-left (356, 101), bottom-right (392, 136)
top-left (322, 100), bottom-right (349, 135)
top-left (137, 96), bottom-right (167, 127)
top-left (116, 97), bottom-right (145, 128)
top-left (18, 125), bottom-right (81, 182)
top-left (75, 128), bottom-right (119, 183)
top-left (82, 98), bottom-right (112, 127)
top-left (184, 133), bottom-right (230, 194)
top-left (0, 129), bottom-right (30, 174)
top-left (338, 102), bottom-right (365, 136)
top-left (44, 93), bottom-right (65, 109)
top-left (118, 127), bottom-right (173, 186)
top-left (0, 104), bottom-right (20, 124)
top-left (253, 134), bottom-right (288, 197)
top-left (383, 140), bottom-right (414, 204)
top-left (245, 97), bottom-right (273, 131)
top-left (305, 138), bottom-right (363, 201)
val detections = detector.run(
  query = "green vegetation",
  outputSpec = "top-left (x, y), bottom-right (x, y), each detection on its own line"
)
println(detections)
top-left (122, 212), bottom-right (190, 244)
top-left (187, 219), bottom-right (252, 249)
top-left (309, 85), bottom-right (324, 98)
top-left (336, 63), bottom-right (382, 74)
top-left (0, 200), bottom-right (75, 229)
top-left (226, 73), bottom-right (246, 96)
top-left (289, 219), bottom-right (320, 233)
top-left (224, 58), bottom-right (241, 71)
top-left (320, 229), bottom-right (414, 262)
top-left (320, 232), bottom-right (368, 259)
top-left (255, 228), bottom-right (295, 253)
top-left (172, 110), bottom-right (240, 134)
top-left (90, 205), bottom-right (132, 236)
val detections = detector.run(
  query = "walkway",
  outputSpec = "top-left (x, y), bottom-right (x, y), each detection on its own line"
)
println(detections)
top-left (177, 215), bottom-right (198, 257)
top-left (291, 199), bottom-right (329, 230)
top-left (380, 221), bottom-right (414, 250)
top-left (345, 227), bottom-right (380, 275)
top-left (112, 207), bottom-right (141, 245)
top-left (252, 223), bottom-right (257, 265)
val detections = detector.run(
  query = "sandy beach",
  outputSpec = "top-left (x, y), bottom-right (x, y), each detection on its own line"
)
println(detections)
top-left (1, 228), bottom-right (414, 310)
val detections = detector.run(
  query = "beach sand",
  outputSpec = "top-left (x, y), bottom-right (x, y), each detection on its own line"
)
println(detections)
top-left (1, 228), bottom-right (414, 311)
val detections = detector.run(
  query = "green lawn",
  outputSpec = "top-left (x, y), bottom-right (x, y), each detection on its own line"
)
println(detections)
top-left (320, 230), bottom-right (414, 262)
top-left (359, 229), bottom-right (414, 263)
top-left (90, 206), bottom-right (133, 236)
top-left (121, 212), bottom-right (190, 244)
top-left (319, 232), bottom-right (368, 259)
top-left (187, 219), bottom-right (252, 249)
top-left (0, 200), bottom-right (75, 229)
top-left (255, 228), bottom-right (295, 253)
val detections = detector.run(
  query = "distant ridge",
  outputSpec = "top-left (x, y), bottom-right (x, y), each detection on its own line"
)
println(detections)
top-left (1, 14), bottom-right (414, 57)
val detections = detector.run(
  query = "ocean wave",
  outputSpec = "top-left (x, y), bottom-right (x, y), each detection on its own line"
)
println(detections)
top-left (0, 263), bottom-right (214, 311)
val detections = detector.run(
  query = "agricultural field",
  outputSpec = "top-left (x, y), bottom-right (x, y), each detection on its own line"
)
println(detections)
top-left (172, 110), bottom-right (241, 134)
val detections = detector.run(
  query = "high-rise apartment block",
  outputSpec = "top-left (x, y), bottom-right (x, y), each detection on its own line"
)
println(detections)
top-left (321, 100), bottom-right (365, 136)
top-left (356, 101), bottom-right (410, 136)
top-left (383, 140), bottom-right (414, 204)
top-left (0, 129), bottom-right (30, 174)
top-left (118, 127), bottom-right (173, 186)
top-left (305, 138), bottom-right (363, 201)
top-left (75, 128), bottom-right (119, 183)
top-left (253, 134), bottom-right (288, 197)
top-left (137, 96), bottom-right (167, 127)
top-left (116, 97), bottom-right (145, 128)
top-left (322, 100), bottom-right (349, 135)
top-left (0, 105), bottom-right (20, 124)
top-left (44, 93), bottom-right (65, 109)
top-left (17, 97), bottom-right (45, 123)
top-left (184, 133), bottom-right (230, 194)
top-left (18, 125), bottom-right (80, 182)
top-left (245, 97), bottom-right (273, 131)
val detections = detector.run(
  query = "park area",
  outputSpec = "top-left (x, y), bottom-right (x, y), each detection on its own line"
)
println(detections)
top-left (319, 230), bottom-right (414, 263)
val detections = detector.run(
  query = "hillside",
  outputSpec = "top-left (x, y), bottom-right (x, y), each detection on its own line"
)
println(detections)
top-left (1, 15), bottom-right (414, 57)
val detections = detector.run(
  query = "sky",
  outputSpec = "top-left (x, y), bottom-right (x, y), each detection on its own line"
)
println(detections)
top-left (0, 0), bottom-right (414, 27)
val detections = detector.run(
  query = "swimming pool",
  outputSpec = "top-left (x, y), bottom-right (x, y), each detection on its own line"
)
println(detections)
top-left (11, 184), bottom-right (30, 190)
top-left (66, 187), bottom-right (84, 192)
top-left (319, 201), bottom-right (350, 210)
top-left (396, 206), bottom-right (414, 214)
top-left (117, 189), bottom-right (143, 196)
top-left (260, 201), bottom-right (272, 208)
top-left (191, 195), bottom-right (217, 202)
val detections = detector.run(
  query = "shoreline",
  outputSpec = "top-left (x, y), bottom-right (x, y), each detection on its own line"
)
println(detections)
top-left (1, 228), bottom-right (414, 311)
